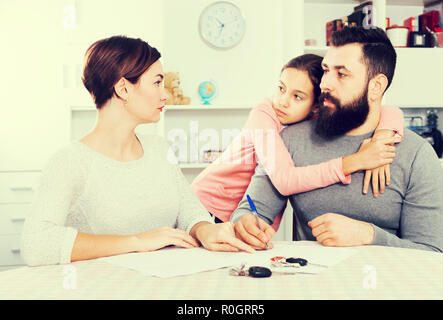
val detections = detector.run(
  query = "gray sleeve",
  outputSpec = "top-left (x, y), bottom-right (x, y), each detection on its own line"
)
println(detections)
top-left (230, 164), bottom-right (288, 225)
top-left (372, 142), bottom-right (443, 252)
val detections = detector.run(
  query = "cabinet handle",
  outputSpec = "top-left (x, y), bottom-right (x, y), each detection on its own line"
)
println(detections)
top-left (10, 186), bottom-right (33, 192)
top-left (11, 248), bottom-right (20, 254)
top-left (10, 217), bottom-right (25, 222)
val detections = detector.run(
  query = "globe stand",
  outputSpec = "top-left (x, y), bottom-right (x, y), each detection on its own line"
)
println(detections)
top-left (198, 80), bottom-right (217, 106)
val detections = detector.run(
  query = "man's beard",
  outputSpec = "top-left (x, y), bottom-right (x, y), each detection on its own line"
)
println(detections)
top-left (315, 88), bottom-right (370, 139)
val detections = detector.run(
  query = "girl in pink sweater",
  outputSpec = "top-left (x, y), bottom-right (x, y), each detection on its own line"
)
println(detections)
top-left (192, 54), bottom-right (403, 228)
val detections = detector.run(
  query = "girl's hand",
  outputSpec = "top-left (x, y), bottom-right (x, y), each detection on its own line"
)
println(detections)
top-left (194, 222), bottom-right (255, 253)
top-left (134, 227), bottom-right (200, 252)
top-left (362, 129), bottom-right (396, 197)
top-left (355, 137), bottom-right (396, 170)
top-left (363, 164), bottom-right (390, 197)
top-left (342, 136), bottom-right (396, 197)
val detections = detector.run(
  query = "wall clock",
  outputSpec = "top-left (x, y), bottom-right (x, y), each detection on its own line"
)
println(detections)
top-left (198, 1), bottom-right (246, 49)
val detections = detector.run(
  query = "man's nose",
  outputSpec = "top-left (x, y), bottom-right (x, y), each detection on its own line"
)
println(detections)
top-left (320, 73), bottom-right (333, 93)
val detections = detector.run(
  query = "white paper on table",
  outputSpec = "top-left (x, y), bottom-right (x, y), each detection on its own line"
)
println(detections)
top-left (98, 243), bottom-right (358, 278)
top-left (98, 246), bottom-right (240, 278)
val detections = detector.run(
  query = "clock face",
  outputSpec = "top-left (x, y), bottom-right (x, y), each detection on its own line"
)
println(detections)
top-left (199, 1), bottom-right (246, 49)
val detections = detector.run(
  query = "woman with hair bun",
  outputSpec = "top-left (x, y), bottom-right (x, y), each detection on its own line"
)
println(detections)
top-left (20, 36), bottom-right (254, 266)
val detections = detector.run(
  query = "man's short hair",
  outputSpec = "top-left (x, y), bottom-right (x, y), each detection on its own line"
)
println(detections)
top-left (331, 26), bottom-right (397, 92)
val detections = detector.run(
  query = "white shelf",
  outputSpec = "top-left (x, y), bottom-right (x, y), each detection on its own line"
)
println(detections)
top-left (165, 105), bottom-right (252, 111)
top-left (178, 163), bottom-right (211, 169)
top-left (70, 105), bottom-right (252, 112)
top-left (304, 0), bottom-right (362, 4)
top-left (304, 46), bottom-right (443, 57)
top-left (304, 46), bottom-right (443, 53)
top-left (304, 0), bottom-right (428, 5)
top-left (71, 106), bottom-right (96, 111)
top-left (400, 105), bottom-right (443, 109)
top-left (304, 46), bottom-right (329, 55)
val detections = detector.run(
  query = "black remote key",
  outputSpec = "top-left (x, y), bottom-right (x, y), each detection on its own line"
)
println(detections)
top-left (286, 258), bottom-right (308, 266)
top-left (248, 266), bottom-right (272, 278)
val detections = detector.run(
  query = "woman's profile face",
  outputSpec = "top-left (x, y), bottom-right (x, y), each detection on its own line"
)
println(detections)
top-left (272, 67), bottom-right (316, 125)
top-left (126, 60), bottom-right (169, 124)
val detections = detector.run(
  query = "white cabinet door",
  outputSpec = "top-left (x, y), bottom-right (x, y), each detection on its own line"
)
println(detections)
top-left (0, 234), bottom-right (24, 266)
top-left (0, 172), bottom-right (41, 203)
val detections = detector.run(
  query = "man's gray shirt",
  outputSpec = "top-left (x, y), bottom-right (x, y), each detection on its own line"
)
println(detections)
top-left (231, 120), bottom-right (443, 252)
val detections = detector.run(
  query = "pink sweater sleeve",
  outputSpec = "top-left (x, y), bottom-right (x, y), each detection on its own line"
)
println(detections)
top-left (245, 105), bottom-right (350, 197)
top-left (377, 105), bottom-right (404, 143)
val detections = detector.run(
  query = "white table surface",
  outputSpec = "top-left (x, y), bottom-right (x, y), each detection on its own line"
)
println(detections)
top-left (0, 241), bottom-right (442, 300)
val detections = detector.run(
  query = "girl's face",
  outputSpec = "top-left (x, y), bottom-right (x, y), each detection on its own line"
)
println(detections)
top-left (272, 67), bottom-right (316, 125)
top-left (126, 60), bottom-right (169, 124)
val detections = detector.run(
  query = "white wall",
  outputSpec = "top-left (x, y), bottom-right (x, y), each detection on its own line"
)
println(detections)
top-left (0, 0), bottom-right (65, 171)
top-left (162, 0), bottom-right (292, 107)
top-left (0, 0), bottom-right (164, 171)
top-left (2, 0), bottom-right (442, 172)
top-left (1, 0), bottom-right (301, 171)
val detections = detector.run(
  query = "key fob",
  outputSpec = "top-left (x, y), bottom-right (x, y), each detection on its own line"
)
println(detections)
top-left (248, 266), bottom-right (272, 278)
top-left (286, 258), bottom-right (308, 266)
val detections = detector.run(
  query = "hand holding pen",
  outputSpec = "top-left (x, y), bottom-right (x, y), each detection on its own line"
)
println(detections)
top-left (233, 194), bottom-right (275, 250)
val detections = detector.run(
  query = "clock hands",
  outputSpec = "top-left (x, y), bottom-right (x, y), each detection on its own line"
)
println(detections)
top-left (213, 17), bottom-right (226, 40)
top-left (216, 25), bottom-right (224, 39)
top-left (200, 3), bottom-right (244, 48)
top-left (215, 17), bottom-right (225, 28)
top-left (222, 18), bottom-right (238, 25)
top-left (214, 16), bottom-right (238, 29)
top-left (214, 18), bottom-right (239, 41)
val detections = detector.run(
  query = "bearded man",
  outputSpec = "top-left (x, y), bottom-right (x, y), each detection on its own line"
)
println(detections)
top-left (231, 27), bottom-right (443, 252)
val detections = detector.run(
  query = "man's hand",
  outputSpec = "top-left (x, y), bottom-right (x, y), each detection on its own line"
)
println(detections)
top-left (308, 213), bottom-right (374, 247)
top-left (233, 214), bottom-right (275, 250)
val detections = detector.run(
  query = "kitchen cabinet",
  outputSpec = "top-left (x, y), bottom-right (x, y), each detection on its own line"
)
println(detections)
top-left (301, 0), bottom-right (443, 140)
top-left (302, 1), bottom-right (443, 106)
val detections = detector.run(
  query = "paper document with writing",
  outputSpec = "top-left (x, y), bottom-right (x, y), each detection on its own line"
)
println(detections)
top-left (98, 242), bottom-right (357, 278)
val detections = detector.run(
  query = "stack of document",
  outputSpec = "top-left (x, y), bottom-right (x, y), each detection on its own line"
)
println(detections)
top-left (98, 242), bottom-right (357, 278)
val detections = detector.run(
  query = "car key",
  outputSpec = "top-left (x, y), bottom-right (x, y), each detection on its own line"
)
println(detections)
top-left (248, 266), bottom-right (272, 278)
top-left (285, 257), bottom-right (327, 268)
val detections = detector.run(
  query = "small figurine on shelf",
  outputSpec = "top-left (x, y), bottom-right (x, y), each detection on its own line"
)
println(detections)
top-left (198, 80), bottom-right (217, 105)
top-left (164, 72), bottom-right (191, 105)
top-left (201, 149), bottom-right (224, 163)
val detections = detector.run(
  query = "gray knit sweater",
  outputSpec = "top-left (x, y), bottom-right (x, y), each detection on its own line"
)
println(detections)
top-left (231, 120), bottom-right (443, 252)
top-left (20, 134), bottom-right (212, 266)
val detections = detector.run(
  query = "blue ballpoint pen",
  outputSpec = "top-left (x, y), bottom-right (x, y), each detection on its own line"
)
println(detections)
top-left (246, 194), bottom-right (269, 249)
